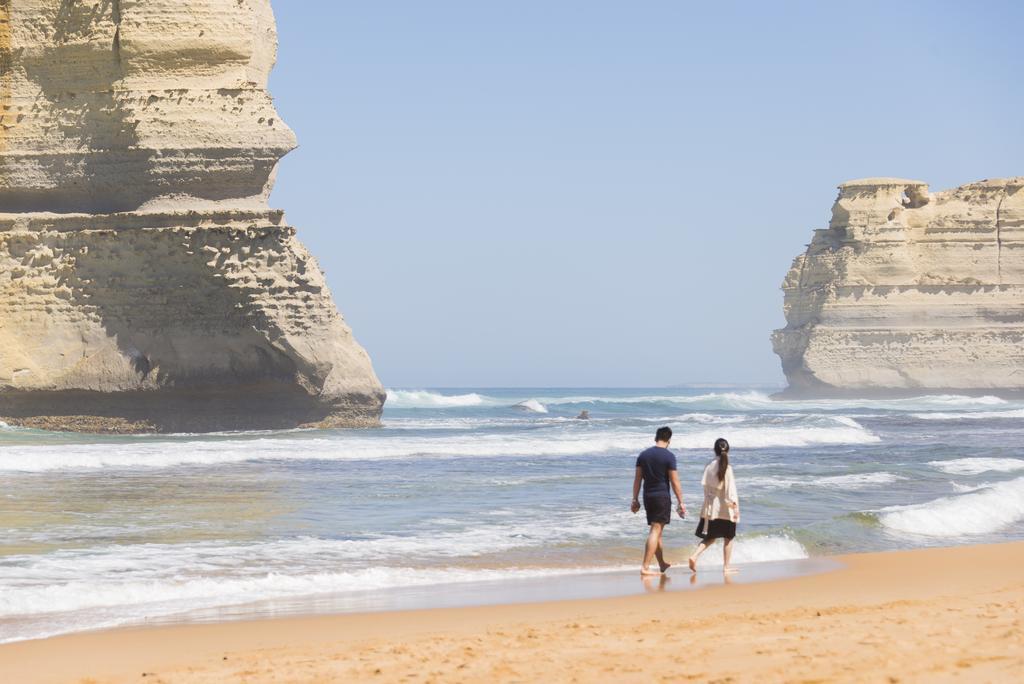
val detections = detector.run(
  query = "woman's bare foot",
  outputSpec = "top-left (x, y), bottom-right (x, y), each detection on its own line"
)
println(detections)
top-left (688, 557), bottom-right (697, 572)
top-left (723, 565), bottom-right (739, 574)
top-left (658, 560), bottom-right (671, 573)
top-left (640, 566), bottom-right (662, 576)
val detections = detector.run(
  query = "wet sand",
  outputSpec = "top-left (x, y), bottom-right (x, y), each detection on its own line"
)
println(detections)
top-left (1, 542), bottom-right (1021, 683)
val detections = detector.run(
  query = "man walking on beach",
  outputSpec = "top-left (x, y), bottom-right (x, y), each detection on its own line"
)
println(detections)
top-left (631, 426), bottom-right (686, 575)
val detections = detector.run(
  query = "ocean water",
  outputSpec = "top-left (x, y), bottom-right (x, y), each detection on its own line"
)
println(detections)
top-left (2, 387), bottom-right (1024, 643)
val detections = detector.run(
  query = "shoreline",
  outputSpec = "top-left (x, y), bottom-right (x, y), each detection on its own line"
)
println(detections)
top-left (0, 556), bottom-right (837, 645)
top-left (1, 542), bottom-right (1021, 682)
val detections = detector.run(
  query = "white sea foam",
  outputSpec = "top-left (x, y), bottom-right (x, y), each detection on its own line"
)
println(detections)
top-left (383, 415), bottom-right (593, 430)
top-left (0, 529), bottom-right (808, 642)
top-left (950, 481), bottom-right (992, 493)
top-left (0, 562), bottom-right (638, 644)
top-left (0, 418), bottom-right (878, 472)
top-left (513, 399), bottom-right (548, 413)
top-left (3, 507), bottom-right (641, 582)
top-left (0, 561), bottom-right (615, 622)
top-left (675, 421), bottom-right (879, 450)
top-left (694, 534), bottom-right (809, 566)
top-left (0, 526), bottom-right (631, 628)
top-left (912, 409), bottom-right (1024, 420)
top-left (927, 458), bottom-right (1024, 475)
top-left (385, 390), bottom-right (488, 408)
top-left (877, 476), bottom-right (1024, 537)
top-left (675, 413), bottom-right (746, 424)
top-left (745, 472), bottom-right (905, 490)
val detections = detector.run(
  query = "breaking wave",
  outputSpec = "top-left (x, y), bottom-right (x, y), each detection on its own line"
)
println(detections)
top-left (876, 477), bottom-right (1024, 537)
top-left (540, 391), bottom-right (1013, 411)
top-left (950, 481), bottom-right (992, 494)
top-left (694, 534), bottom-right (808, 566)
top-left (675, 413), bottom-right (747, 424)
top-left (513, 399), bottom-right (548, 413)
top-left (385, 390), bottom-right (488, 408)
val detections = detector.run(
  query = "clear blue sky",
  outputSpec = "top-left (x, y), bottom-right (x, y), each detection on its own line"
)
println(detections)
top-left (268, 1), bottom-right (1023, 388)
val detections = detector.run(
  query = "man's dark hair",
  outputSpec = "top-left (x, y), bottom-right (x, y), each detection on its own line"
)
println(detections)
top-left (655, 426), bottom-right (672, 443)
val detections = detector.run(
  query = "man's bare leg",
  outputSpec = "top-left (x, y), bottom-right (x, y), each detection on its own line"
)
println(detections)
top-left (655, 538), bottom-right (671, 573)
top-left (723, 537), bottom-right (737, 573)
top-left (641, 523), bottom-right (664, 575)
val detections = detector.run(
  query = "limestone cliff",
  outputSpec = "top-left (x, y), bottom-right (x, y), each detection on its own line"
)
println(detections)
top-left (773, 177), bottom-right (1024, 393)
top-left (0, 0), bottom-right (384, 432)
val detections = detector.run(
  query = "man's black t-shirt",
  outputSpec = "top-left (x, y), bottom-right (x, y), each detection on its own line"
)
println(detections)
top-left (635, 446), bottom-right (677, 499)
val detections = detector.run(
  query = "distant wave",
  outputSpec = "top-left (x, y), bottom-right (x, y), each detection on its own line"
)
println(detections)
top-left (513, 399), bottom-right (548, 413)
top-left (383, 390), bottom-right (1016, 413)
top-left (0, 418), bottom-right (879, 472)
top-left (386, 390), bottom-right (489, 408)
top-left (912, 409), bottom-right (1024, 421)
top-left (545, 391), bottom-right (1006, 408)
top-left (950, 481), bottom-right (992, 494)
top-left (382, 411), bottom-right (810, 431)
top-left (745, 472), bottom-right (905, 491)
top-left (675, 413), bottom-right (747, 425)
top-left (690, 420), bottom-right (879, 449)
top-left (876, 476), bottom-right (1024, 537)
top-left (382, 415), bottom-right (611, 430)
top-left (927, 458), bottom-right (1024, 475)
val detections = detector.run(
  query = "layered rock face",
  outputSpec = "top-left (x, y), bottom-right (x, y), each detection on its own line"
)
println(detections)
top-left (773, 177), bottom-right (1024, 393)
top-left (0, 0), bottom-right (385, 431)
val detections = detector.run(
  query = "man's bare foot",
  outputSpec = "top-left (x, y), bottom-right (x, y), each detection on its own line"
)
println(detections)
top-left (640, 566), bottom-right (662, 576)
top-left (688, 557), bottom-right (697, 572)
top-left (658, 560), bottom-right (671, 573)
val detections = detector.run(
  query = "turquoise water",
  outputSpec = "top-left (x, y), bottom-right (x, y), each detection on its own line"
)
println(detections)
top-left (1, 387), bottom-right (1023, 642)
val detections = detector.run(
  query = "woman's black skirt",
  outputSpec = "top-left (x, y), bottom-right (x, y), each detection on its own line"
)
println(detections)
top-left (695, 518), bottom-right (736, 540)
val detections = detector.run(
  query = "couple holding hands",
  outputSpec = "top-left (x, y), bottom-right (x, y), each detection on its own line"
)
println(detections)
top-left (631, 427), bottom-right (740, 575)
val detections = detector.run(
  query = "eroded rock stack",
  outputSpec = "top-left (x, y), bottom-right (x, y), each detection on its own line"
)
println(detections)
top-left (0, 0), bottom-right (384, 432)
top-left (773, 177), bottom-right (1024, 393)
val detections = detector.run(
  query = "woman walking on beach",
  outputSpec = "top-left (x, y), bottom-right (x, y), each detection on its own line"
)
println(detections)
top-left (688, 438), bottom-right (740, 573)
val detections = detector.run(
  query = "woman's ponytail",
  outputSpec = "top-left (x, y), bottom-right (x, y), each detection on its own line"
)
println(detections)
top-left (713, 437), bottom-right (730, 483)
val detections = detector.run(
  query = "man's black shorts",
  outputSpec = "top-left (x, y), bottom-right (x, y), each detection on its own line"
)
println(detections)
top-left (643, 496), bottom-right (672, 525)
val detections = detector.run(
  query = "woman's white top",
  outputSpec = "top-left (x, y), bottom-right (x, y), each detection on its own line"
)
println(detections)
top-left (700, 459), bottom-right (739, 523)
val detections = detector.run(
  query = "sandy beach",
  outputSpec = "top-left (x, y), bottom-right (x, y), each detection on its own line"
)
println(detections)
top-left (0, 541), bottom-right (1020, 683)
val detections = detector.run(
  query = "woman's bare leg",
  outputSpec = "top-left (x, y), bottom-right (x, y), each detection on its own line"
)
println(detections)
top-left (723, 537), bottom-right (736, 573)
top-left (688, 538), bottom-right (714, 572)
